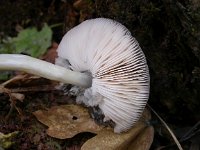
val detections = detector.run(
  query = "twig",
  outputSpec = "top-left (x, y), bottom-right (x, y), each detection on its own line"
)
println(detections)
top-left (10, 85), bottom-right (57, 93)
top-left (147, 104), bottom-right (183, 150)
top-left (5, 100), bottom-right (15, 121)
top-left (180, 121), bottom-right (200, 141)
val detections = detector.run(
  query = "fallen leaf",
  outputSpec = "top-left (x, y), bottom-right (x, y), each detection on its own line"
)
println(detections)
top-left (128, 126), bottom-right (154, 150)
top-left (10, 93), bottom-right (25, 102)
top-left (0, 74), bottom-right (57, 120)
top-left (3, 74), bottom-right (52, 88)
top-left (33, 103), bottom-right (154, 149)
top-left (81, 122), bottom-right (146, 150)
top-left (81, 109), bottom-right (154, 150)
top-left (33, 105), bottom-right (103, 139)
top-left (41, 42), bottom-right (58, 64)
top-left (0, 85), bottom-right (25, 120)
top-left (1, 74), bottom-right (26, 87)
top-left (1, 84), bottom-right (25, 102)
top-left (0, 24), bottom-right (52, 58)
top-left (1, 74), bottom-right (56, 93)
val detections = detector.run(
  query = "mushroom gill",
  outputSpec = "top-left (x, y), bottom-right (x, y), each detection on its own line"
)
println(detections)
top-left (56, 18), bottom-right (150, 133)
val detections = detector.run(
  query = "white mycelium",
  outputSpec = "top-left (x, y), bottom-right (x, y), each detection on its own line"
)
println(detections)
top-left (56, 18), bottom-right (150, 133)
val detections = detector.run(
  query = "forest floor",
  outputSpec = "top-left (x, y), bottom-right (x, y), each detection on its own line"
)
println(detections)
top-left (0, 0), bottom-right (200, 149)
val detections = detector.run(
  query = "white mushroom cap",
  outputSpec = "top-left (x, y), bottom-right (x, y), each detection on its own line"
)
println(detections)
top-left (56, 18), bottom-right (150, 133)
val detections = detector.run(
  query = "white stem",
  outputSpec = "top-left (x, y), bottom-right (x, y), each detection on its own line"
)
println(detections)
top-left (0, 54), bottom-right (92, 88)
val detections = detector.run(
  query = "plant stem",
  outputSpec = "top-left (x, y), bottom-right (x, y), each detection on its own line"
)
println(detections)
top-left (147, 104), bottom-right (183, 150)
top-left (0, 54), bottom-right (92, 88)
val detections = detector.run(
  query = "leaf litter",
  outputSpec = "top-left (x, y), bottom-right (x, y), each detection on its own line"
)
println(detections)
top-left (33, 104), bottom-right (154, 150)
top-left (33, 104), bottom-right (103, 139)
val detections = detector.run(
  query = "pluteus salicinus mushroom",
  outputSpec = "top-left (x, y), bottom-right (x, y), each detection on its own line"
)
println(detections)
top-left (0, 18), bottom-right (150, 133)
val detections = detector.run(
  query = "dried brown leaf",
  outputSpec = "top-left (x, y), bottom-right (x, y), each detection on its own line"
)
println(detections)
top-left (3, 74), bottom-right (52, 89)
top-left (10, 93), bottom-right (25, 102)
top-left (33, 104), bottom-right (103, 139)
top-left (81, 122), bottom-right (146, 150)
top-left (33, 105), bottom-right (154, 149)
top-left (81, 109), bottom-right (154, 150)
top-left (41, 42), bottom-right (58, 64)
top-left (1, 74), bottom-right (26, 87)
top-left (1, 74), bottom-right (57, 93)
top-left (128, 126), bottom-right (154, 150)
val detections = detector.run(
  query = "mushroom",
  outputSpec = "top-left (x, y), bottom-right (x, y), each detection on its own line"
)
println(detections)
top-left (0, 18), bottom-right (150, 133)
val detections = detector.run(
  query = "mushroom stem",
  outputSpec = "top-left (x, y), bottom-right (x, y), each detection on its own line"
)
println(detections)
top-left (0, 54), bottom-right (92, 88)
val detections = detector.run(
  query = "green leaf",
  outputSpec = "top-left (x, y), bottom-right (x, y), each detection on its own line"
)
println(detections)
top-left (0, 71), bottom-right (11, 81)
top-left (0, 37), bottom-right (16, 54)
top-left (0, 24), bottom-right (52, 58)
